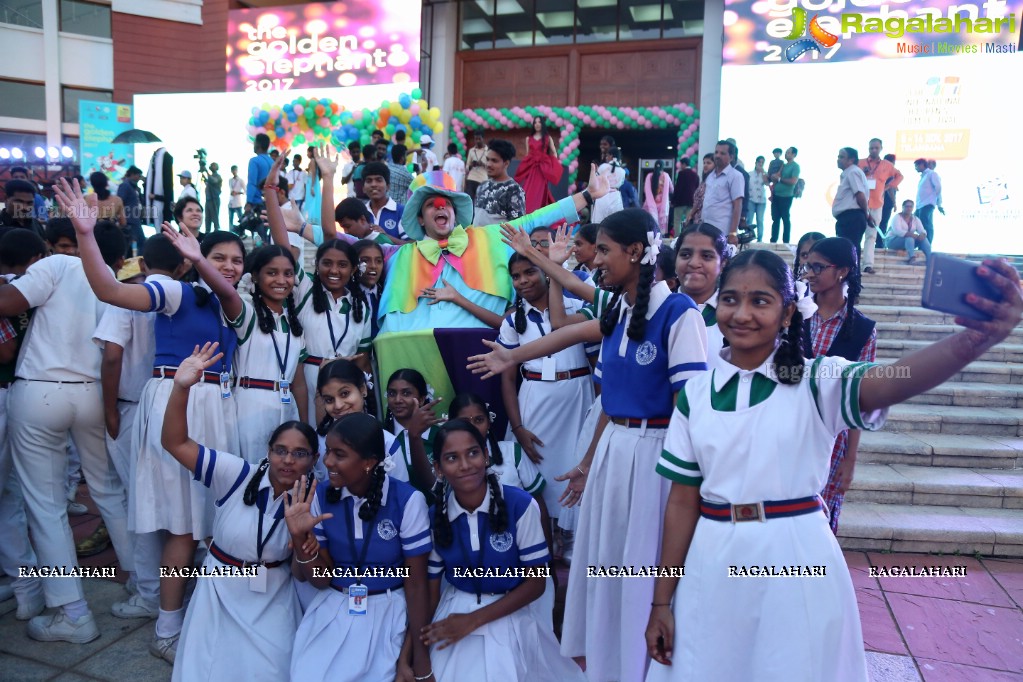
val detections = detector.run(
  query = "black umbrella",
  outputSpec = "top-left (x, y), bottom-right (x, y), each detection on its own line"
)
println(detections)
top-left (111, 129), bottom-right (162, 144)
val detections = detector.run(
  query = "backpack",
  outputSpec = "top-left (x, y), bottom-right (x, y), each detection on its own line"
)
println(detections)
top-left (793, 178), bottom-right (805, 199)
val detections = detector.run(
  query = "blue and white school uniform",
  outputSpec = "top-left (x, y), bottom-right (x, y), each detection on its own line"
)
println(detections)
top-left (428, 485), bottom-right (585, 682)
top-left (390, 422), bottom-right (440, 487)
top-left (294, 269), bottom-right (373, 426)
top-left (498, 298), bottom-right (594, 517)
top-left (230, 296), bottom-right (303, 464)
top-left (648, 351), bottom-right (884, 682)
top-left (291, 476), bottom-right (431, 681)
top-left (697, 289), bottom-right (725, 354)
top-left (133, 279), bottom-right (239, 537)
top-left (174, 446), bottom-right (299, 682)
top-left (561, 281), bottom-right (708, 682)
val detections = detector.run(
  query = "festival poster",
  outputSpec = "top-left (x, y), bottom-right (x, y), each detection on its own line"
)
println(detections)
top-left (226, 0), bottom-right (421, 93)
top-left (79, 101), bottom-right (134, 181)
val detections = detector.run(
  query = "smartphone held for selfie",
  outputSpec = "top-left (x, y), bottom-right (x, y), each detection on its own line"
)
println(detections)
top-left (921, 254), bottom-right (1001, 322)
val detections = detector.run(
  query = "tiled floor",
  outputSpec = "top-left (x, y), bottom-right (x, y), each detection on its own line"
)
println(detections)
top-left (2, 493), bottom-right (1022, 681)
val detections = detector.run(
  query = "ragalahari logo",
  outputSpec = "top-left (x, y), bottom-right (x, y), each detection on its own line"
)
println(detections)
top-left (783, 7), bottom-right (839, 62)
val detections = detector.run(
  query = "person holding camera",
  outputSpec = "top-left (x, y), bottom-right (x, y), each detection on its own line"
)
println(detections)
top-left (204, 162), bottom-right (222, 233)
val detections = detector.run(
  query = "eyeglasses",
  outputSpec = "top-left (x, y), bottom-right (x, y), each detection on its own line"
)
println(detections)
top-left (269, 445), bottom-right (313, 461)
top-left (530, 240), bottom-right (551, 248)
top-left (803, 263), bottom-right (838, 276)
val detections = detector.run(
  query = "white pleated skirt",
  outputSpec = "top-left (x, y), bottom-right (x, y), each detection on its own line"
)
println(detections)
top-left (291, 587), bottom-right (407, 681)
top-left (557, 395), bottom-right (602, 534)
top-left (646, 511), bottom-right (867, 682)
top-left (518, 375), bottom-right (593, 518)
top-left (234, 386), bottom-right (300, 465)
top-left (131, 378), bottom-right (238, 537)
top-left (560, 422), bottom-right (670, 682)
top-left (172, 555), bottom-right (299, 682)
top-left (432, 588), bottom-right (586, 682)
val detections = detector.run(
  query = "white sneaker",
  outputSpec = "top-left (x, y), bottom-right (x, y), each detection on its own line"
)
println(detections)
top-left (16, 593), bottom-right (46, 621)
top-left (27, 611), bottom-right (100, 643)
top-left (67, 501), bottom-right (89, 516)
top-left (112, 594), bottom-right (158, 619)
top-left (150, 633), bottom-right (179, 664)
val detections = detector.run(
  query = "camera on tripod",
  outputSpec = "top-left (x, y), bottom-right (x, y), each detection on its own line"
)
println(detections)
top-left (194, 148), bottom-right (209, 180)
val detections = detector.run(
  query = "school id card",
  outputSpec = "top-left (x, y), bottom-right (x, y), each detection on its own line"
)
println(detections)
top-left (279, 379), bottom-right (291, 405)
top-left (348, 584), bottom-right (368, 615)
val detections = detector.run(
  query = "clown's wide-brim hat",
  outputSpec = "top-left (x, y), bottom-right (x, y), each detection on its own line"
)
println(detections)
top-left (401, 171), bottom-right (474, 241)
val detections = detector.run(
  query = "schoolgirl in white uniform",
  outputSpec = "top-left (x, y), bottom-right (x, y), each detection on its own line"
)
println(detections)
top-left (231, 244), bottom-right (307, 464)
top-left (447, 392), bottom-right (555, 625)
top-left (498, 253), bottom-right (593, 524)
top-left (645, 250), bottom-right (1023, 681)
top-left (160, 343), bottom-right (315, 681)
top-left (422, 419), bottom-right (585, 682)
top-left (292, 238), bottom-right (373, 424)
top-left (674, 223), bottom-right (732, 354)
top-left (61, 188), bottom-right (246, 659)
top-left (468, 208), bottom-right (709, 682)
top-left (385, 368), bottom-right (443, 494)
top-left (354, 239), bottom-right (387, 339)
top-left (286, 412), bottom-right (435, 682)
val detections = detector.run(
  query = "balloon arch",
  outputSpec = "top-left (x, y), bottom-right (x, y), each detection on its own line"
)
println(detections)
top-left (449, 104), bottom-right (700, 188)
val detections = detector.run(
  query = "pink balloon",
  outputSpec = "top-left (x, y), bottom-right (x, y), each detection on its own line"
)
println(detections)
top-left (294, 105), bottom-right (305, 116)
top-left (616, 122), bottom-right (625, 129)
top-left (645, 122), bottom-right (654, 129)
top-left (411, 104), bottom-right (421, 115)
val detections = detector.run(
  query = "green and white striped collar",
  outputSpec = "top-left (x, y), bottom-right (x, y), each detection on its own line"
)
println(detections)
top-left (712, 345), bottom-right (782, 391)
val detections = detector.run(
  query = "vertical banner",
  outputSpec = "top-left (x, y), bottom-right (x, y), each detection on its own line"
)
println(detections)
top-left (79, 101), bottom-right (134, 181)
top-left (226, 0), bottom-right (422, 93)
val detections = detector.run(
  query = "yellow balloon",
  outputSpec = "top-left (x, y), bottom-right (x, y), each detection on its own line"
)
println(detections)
top-left (398, 110), bottom-right (412, 124)
top-left (390, 102), bottom-right (402, 116)
top-left (429, 107), bottom-right (441, 120)
top-left (417, 99), bottom-right (428, 110)
top-left (433, 122), bottom-right (443, 134)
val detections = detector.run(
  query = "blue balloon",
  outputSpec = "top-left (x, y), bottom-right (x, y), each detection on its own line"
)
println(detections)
top-left (395, 124), bottom-right (407, 133)
top-left (288, 113), bottom-right (297, 122)
top-left (259, 111), bottom-right (270, 124)
top-left (410, 115), bottom-right (422, 127)
top-left (398, 93), bottom-right (411, 109)
top-left (275, 126), bottom-right (285, 137)
top-left (283, 104), bottom-right (293, 112)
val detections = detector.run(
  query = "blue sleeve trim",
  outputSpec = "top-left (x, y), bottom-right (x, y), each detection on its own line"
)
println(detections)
top-left (519, 540), bottom-right (548, 556)
top-left (204, 449), bottom-right (217, 487)
top-left (668, 361), bottom-right (709, 375)
top-left (216, 461), bottom-right (252, 506)
top-left (402, 528), bottom-right (432, 546)
top-left (193, 445), bottom-right (205, 482)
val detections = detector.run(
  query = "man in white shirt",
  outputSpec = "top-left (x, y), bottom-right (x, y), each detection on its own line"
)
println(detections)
top-left (286, 154), bottom-right (308, 211)
top-left (832, 147), bottom-right (873, 262)
top-left (701, 141), bottom-right (745, 244)
top-left (228, 165), bottom-right (245, 229)
top-left (177, 171), bottom-right (198, 205)
top-left (0, 221), bottom-right (134, 643)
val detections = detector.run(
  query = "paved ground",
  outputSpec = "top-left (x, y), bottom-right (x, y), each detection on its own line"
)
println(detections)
top-left (2, 489), bottom-right (1021, 681)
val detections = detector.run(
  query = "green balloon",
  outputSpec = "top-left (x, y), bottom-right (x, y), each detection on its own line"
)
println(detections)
top-left (411, 87), bottom-right (423, 100)
top-left (295, 134), bottom-right (306, 144)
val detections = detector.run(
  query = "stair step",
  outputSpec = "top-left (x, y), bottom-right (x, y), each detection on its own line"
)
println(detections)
top-left (858, 305), bottom-right (957, 325)
top-left (837, 503), bottom-right (1023, 557)
top-left (885, 404), bottom-right (1021, 437)
top-left (858, 294), bottom-right (924, 307)
top-left (857, 431), bottom-right (1023, 469)
top-left (875, 339), bottom-right (1023, 364)
top-left (846, 463), bottom-right (1023, 509)
top-left (874, 322), bottom-right (1023, 343)
top-left (860, 285), bottom-right (924, 298)
top-left (902, 382), bottom-right (1023, 409)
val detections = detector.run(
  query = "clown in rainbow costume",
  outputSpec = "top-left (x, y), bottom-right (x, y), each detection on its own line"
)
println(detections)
top-left (369, 167), bottom-right (610, 418)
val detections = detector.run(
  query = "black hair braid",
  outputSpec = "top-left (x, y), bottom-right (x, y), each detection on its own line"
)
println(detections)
top-left (627, 263), bottom-right (655, 342)
top-left (242, 458), bottom-right (271, 506)
top-left (431, 479), bottom-right (453, 548)
top-left (190, 283), bottom-right (211, 307)
top-left (310, 273), bottom-right (331, 315)
top-left (486, 473), bottom-right (509, 535)
top-left (285, 291), bottom-right (304, 337)
top-left (840, 267), bottom-right (863, 342)
top-left (349, 272), bottom-right (367, 324)
top-left (514, 295), bottom-right (527, 334)
top-left (252, 284), bottom-right (276, 334)
top-left (359, 463), bottom-right (387, 521)
top-left (774, 309), bottom-right (805, 385)
top-left (317, 414), bottom-right (334, 438)
top-left (383, 408), bottom-right (396, 434)
top-left (486, 427), bottom-right (504, 467)
top-left (598, 289), bottom-right (624, 337)
top-left (326, 485), bottom-right (342, 504)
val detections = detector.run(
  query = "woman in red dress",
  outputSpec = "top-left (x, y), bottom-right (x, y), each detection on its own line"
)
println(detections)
top-left (515, 116), bottom-right (564, 213)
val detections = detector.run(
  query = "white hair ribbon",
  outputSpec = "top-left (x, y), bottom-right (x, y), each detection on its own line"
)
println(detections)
top-left (641, 230), bottom-right (662, 266)
top-left (363, 372), bottom-right (374, 391)
top-left (425, 383), bottom-right (436, 402)
top-left (794, 279), bottom-right (818, 319)
top-left (358, 261), bottom-right (368, 274)
top-left (381, 455), bottom-right (396, 474)
top-left (237, 272), bottom-right (256, 298)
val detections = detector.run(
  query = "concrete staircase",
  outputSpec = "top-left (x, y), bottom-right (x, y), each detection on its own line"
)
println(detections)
top-left (756, 244), bottom-right (1023, 558)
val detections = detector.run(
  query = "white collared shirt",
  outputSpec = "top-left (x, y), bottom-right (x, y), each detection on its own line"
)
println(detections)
top-left (12, 255), bottom-right (107, 382)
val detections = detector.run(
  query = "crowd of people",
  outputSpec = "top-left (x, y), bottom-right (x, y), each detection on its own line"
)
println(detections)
top-left (0, 121), bottom-right (1015, 682)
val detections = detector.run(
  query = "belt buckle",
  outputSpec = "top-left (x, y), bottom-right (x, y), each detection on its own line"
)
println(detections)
top-left (730, 502), bottom-right (765, 523)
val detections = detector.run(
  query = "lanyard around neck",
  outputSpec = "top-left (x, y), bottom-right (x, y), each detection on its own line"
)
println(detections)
top-left (269, 318), bottom-right (291, 380)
